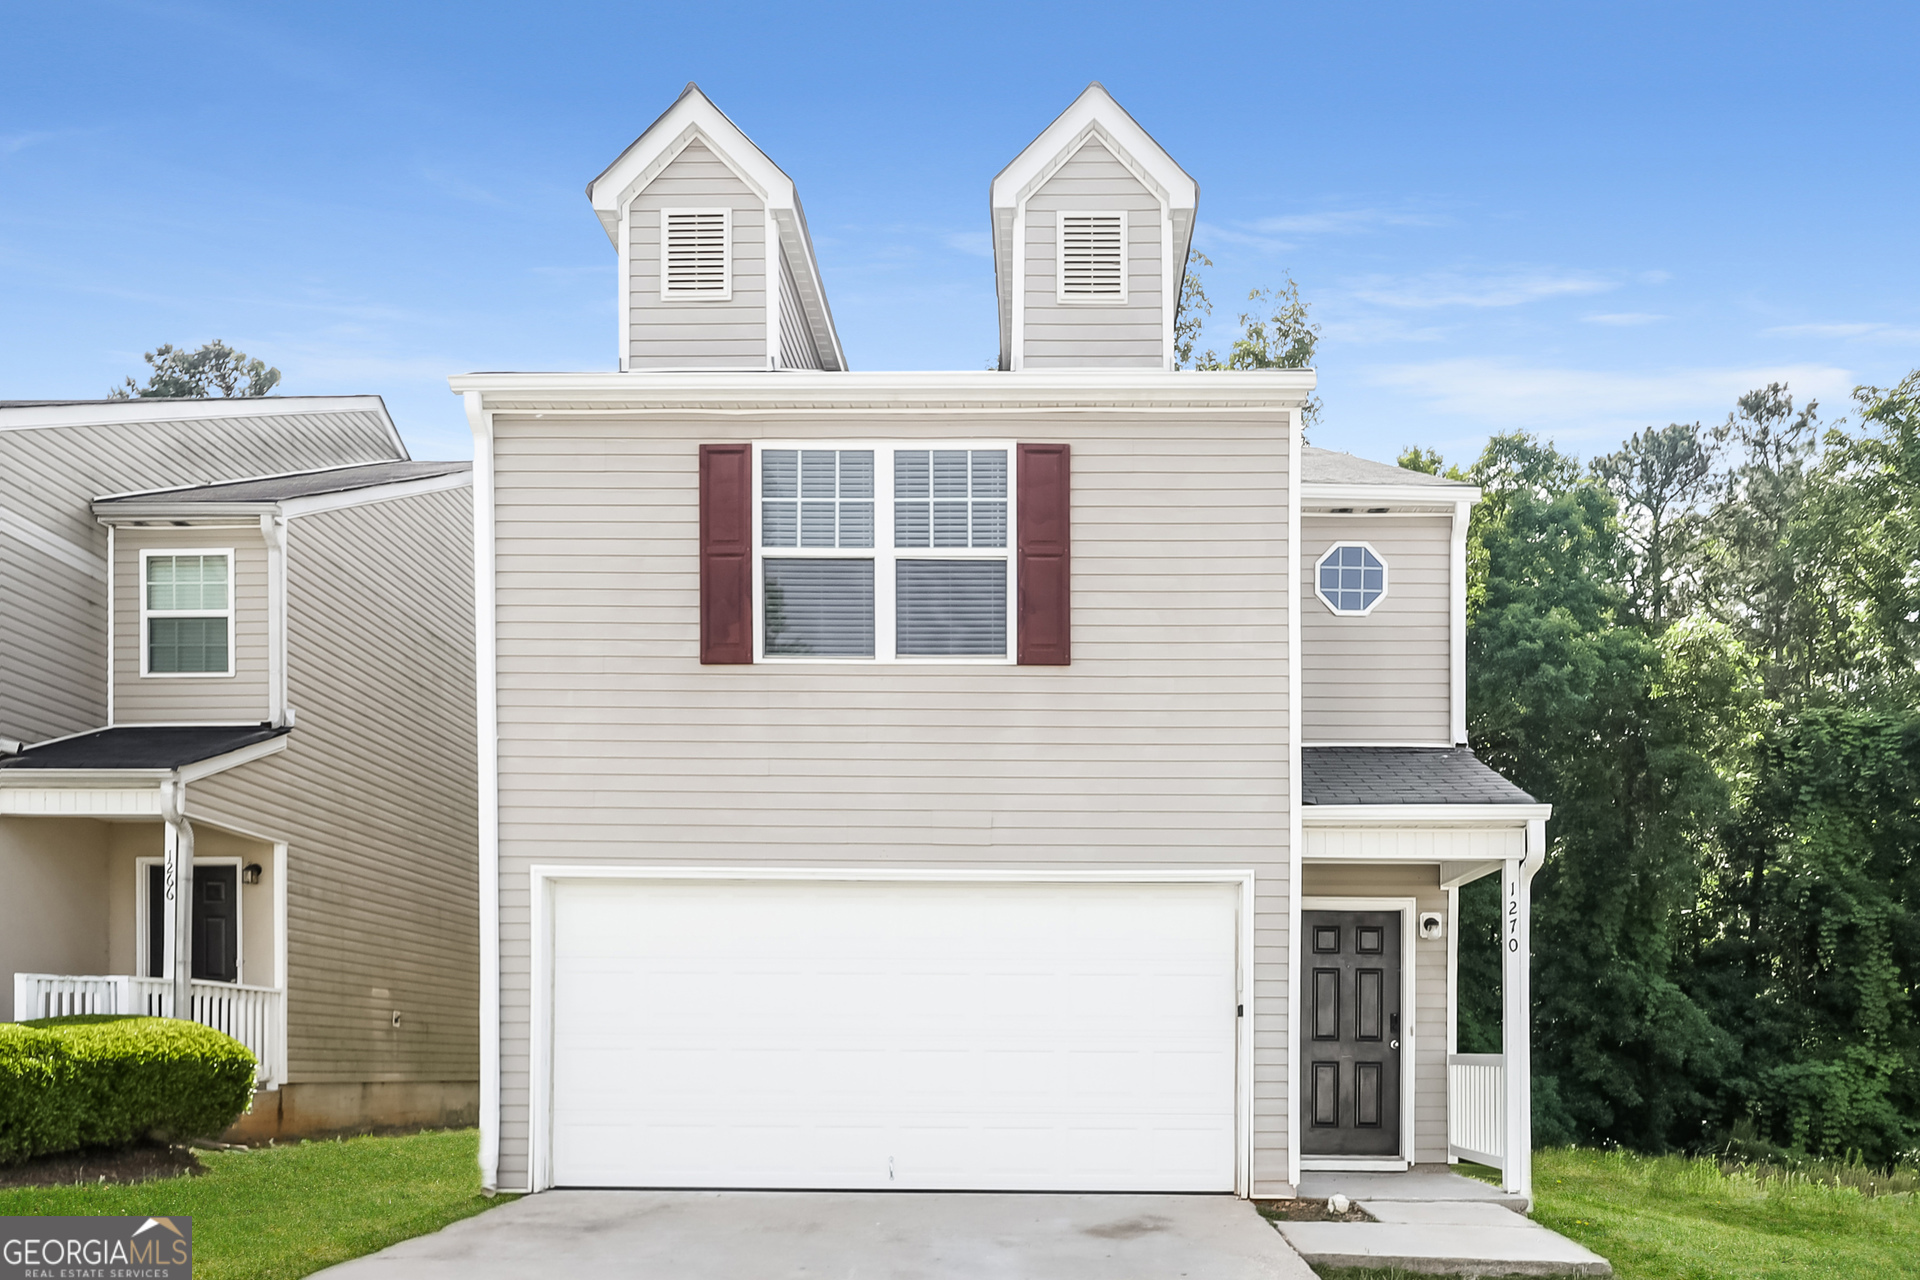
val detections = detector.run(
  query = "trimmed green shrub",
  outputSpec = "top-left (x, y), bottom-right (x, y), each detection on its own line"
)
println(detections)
top-left (0, 1015), bottom-right (255, 1164)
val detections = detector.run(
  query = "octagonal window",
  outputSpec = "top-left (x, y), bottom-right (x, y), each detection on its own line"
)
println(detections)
top-left (1316, 543), bottom-right (1387, 615)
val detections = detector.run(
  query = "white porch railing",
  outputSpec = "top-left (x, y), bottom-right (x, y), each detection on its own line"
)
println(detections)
top-left (13, 974), bottom-right (280, 1085)
top-left (1448, 1052), bottom-right (1505, 1166)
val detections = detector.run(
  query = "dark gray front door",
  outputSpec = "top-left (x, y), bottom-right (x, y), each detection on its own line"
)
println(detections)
top-left (146, 863), bottom-right (239, 982)
top-left (1300, 910), bottom-right (1402, 1156)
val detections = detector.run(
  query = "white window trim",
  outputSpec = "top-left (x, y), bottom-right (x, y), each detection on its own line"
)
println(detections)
top-left (1314, 540), bottom-right (1389, 618)
top-left (139, 547), bottom-right (235, 678)
top-left (752, 441), bottom-right (1017, 664)
top-left (136, 854), bottom-right (243, 984)
top-left (1055, 210), bottom-right (1128, 305)
top-left (660, 207), bottom-right (733, 302)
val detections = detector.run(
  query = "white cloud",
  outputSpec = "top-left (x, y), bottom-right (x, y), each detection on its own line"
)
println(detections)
top-left (1367, 358), bottom-right (1856, 439)
top-left (1766, 321), bottom-right (1920, 343)
top-left (1346, 270), bottom-right (1615, 310)
top-left (1584, 312), bottom-right (1667, 326)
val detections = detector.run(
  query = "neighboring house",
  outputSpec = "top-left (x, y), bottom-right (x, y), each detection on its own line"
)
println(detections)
top-left (0, 395), bottom-right (478, 1139)
top-left (457, 82), bottom-right (1550, 1202)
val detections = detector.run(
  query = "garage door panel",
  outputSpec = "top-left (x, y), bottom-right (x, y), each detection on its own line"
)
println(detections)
top-left (549, 878), bottom-right (1238, 1190)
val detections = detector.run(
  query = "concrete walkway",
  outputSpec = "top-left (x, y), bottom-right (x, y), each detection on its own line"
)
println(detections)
top-left (315, 1190), bottom-right (1319, 1280)
top-left (1275, 1194), bottom-right (1612, 1277)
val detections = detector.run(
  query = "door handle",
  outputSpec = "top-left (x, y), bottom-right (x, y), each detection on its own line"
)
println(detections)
top-left (1390, 1012), bottom-right (1400, 1051)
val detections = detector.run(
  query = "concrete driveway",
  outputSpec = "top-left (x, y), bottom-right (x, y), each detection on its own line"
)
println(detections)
top-left (315, 1190), bottom-right (1317, 1279)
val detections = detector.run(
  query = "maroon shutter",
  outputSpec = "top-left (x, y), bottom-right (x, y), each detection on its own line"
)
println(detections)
top-left (1017, 443), bottom-right (1071, 666)
top-left (699, 444), bottom-right (753, 664)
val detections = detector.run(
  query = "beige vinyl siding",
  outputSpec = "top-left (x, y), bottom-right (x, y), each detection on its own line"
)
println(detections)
top-left (112, 528), bottom-right (270, 724)
top-left (0, 817), bottom-right (110, 1021)
top-left (190, 486), bottom-right (477, 1084)
top-left (626, 140), bottom-right (767, 369)
top-left (0, 408), bottom-right (400, 743)
top-left (488, 410), bottom-right (1293, 1192)
top-left (1301, 861), bottom-right (1448, 1163)
top-left (1301, 515), bottom-right (1452, 744)
top-left (775, 245), bottom-right (822, 370)
top-left (1021, 141), bottom-right (1164, 368)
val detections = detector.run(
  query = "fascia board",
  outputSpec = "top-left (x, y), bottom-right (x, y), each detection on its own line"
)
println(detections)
top-left (1301, 482), bottom-right (1483, 507)
top-left (990, 84), bottom-right (1197, 213)
top-left (0, 769), bottom-right (170, 786)
top-left (1302, 803), bottom-right (1553, 825)
top-left (277, 468), bottom-right (472, 517)
top-left (177, 733), bottom-right (289, 782)
top-left (449, 368), bottom-right (1316, 411)
top-left (96, 505), bottom-right (274, 523)
top-left (94, 470), bottom-right (469, 522)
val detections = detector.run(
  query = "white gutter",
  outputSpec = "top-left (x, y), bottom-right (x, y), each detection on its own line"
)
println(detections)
top-left (1451, 499), bottom-right (1471, 745)
top-left (465, 390), bottom-right (503, 1194)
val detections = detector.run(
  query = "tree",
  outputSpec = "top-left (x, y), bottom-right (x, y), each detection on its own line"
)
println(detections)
top-left (110, 340), bottom-right (281, 399)
top-left (1397, 446), bottom-right (1472, 483)
top-left (1592, 421), bottom-right (1722, 628)
top-left (1173, 249), bottom-right (1213, 371)
top-left (1174, 250), bottom-right (1323, 425)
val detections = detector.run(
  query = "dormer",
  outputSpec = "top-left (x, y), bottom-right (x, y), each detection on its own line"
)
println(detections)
top-left (587, 84), bottom-right (846, 372)
top-left (990, 84), bottom-right (1198, 371)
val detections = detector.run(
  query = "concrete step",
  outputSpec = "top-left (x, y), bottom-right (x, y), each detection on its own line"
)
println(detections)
top-left (1274, 1207), bottom-right (1612, 1277)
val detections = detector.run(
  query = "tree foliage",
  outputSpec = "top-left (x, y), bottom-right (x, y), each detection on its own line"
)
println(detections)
top-left (111, 340), bottom-right (281, 399)
top-left (1412, 373), bottom-right (1920, 1163)
top-left (1174, 249), bottom-right (1323, 425)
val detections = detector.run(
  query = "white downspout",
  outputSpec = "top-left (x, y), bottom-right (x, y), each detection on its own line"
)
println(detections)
top-left (159, 777), bottom-right (195, 1018)
top-left (260, 513), bottom-right (288, 726)
top-left (466, 390), bottom-right (502, 1193)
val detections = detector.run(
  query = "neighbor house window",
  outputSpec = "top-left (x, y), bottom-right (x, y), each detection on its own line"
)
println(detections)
top-left (142, 550), bottom-right (233, 675)
top-left (662, 209), bottom-right (731, 300)
top-left (757, 444), bottom-right (1014, 661)
top-left (1057, 212), bottom-right (1126, 303)
top-left (1315, 543), bottom-right (1387, 616)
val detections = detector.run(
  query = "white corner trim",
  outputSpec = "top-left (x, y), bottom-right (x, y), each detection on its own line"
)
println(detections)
top-left (466, 390), bottom-right (503, 1194)
top-left (1286, 404), bottom-right (1305, 1193)
top-left (1451, 498), bottom-right (1470, 745)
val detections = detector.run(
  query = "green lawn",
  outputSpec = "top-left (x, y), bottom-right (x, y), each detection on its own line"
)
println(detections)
top-left (0, 1129), bottom-right (505, 1279)
top-left (1322, 1147), bottom-right (1920, 1280)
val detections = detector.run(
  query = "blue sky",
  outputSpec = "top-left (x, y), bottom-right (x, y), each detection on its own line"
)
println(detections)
top-left (3, 1), bottom-right (1916, 465)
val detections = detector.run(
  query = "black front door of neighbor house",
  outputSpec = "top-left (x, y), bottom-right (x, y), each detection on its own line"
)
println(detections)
top-left (146, 864), bottom-right (239, 982)
top-left (1300, 910), bottom-right (1402, 1157)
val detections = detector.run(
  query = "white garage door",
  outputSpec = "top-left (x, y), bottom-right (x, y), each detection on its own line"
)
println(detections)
top-left (547, 878), bottom-right (1240, 1191)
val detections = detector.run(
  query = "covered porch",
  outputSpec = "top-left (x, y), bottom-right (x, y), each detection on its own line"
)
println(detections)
top-left (1297, 746), bottom-right (1549, 1204)
top-left (0, 724), bottom-right (290, 1084)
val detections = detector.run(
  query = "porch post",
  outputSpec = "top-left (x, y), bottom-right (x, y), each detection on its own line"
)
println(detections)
top-left (1501, 820), bottom-right (1545, 1203)
top-left (160, 779), bottom-right (194, 1019)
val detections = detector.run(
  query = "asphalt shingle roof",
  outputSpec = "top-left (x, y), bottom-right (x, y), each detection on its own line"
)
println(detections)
top-left (1303, 746), bottom-right (1535, 805)
top-left (0, 724), bottom-right (289, 771)
top-left (1300, 446), bottom-right (1473, 489)
top-left (95, 460), bottom-right (468, 507)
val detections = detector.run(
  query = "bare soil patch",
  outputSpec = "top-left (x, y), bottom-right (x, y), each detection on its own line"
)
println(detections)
top-left (0, 1142), bottom-right (203, 1188)
top-left (1255, 1197), bottom-right (1375, 1223)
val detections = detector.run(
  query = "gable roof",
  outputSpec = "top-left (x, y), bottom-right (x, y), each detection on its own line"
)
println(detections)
top-left (989, 84), bottom-right (1199, 368)
top-left (585, 82), bottom-right (844, 371)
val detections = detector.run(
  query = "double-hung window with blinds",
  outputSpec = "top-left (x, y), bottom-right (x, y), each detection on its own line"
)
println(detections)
top-left (1057, 212), bottom-right (1126, 303)
top-left (756, 444), bottom-right (1014, 661)
top-left (142, 550), bottom-right (233, 675)
top-left (661, 209), bottom-right (731, 300)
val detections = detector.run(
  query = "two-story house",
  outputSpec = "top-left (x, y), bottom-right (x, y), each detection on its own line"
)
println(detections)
top-left (0, 394), bottom-right (479, 1139)
top-left (456, 83), bottom-right (1549, 1202)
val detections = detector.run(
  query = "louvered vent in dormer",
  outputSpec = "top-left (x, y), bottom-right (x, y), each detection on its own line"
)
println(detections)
top-left (663, 209), bottom-right (731, 300)
top-left (1057, 212), bottom-right (1125, 302)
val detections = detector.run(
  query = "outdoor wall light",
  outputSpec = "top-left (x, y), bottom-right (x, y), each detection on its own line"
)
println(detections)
top-left (241, 863), bottom-right (263, 885)
top-left (1419, 911), bottom-right (1445, 941)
